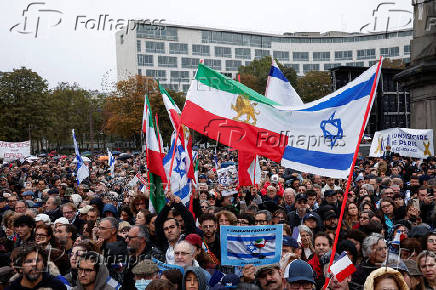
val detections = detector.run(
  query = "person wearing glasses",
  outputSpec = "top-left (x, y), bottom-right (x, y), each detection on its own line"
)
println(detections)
top-left (255, 210), bottom-right (272, 226)
top-left (123, 225), bottom-right (164, 290)
top-left (8, 245), bottom-right (67, 290)
top-left (73, 251), bottom-right (120, 290)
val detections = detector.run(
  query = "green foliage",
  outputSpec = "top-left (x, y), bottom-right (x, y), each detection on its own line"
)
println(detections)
top-left (238, 56), bottom-right (298, 95)
top-left (296, 71), bottom-right (332, 103)
top-left (0, 67), bottom-right (50, 142)
top-left (47, 83), bottom-right (104, 149)
top-left (103, 76), bottom-right (186, 146)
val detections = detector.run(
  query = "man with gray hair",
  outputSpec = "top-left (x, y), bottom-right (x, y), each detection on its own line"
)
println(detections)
top-left (97, 217), bottom-right (128, 283)
top-left (351, 233), bottom-right (387, 287)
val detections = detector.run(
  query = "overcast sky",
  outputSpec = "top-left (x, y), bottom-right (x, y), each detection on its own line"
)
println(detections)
top-left (0, 0), bottom-right (413, 91)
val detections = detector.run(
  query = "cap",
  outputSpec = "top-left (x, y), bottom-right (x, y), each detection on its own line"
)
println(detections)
top-left (131, 259), bottom-right (159, 275)
top-left (295, 193), bottom-right (307, 202)
top-left (185, 233), bottom-right (203, 248)
top-left (324, 190), bottom-right (336, 197)
top-left (78, 205), bottom-right (92, 214)
top-left (35, 213), bottom-right (51, 224)
top-left (71, 194), bottom-right (82, 205)
top-left (271, 174), bottom-right (279, 184)
top-left (54, 217), bottom-right (69, 226)
top-left (283, 236), bottom-right (300, 248)
top-left (303, 213), bottom-right (318, 222)
top-left (255, 264), bottom-right (280, 277)
top-left (48, 188), bottom-right (59, 195)
top-left (220, 273), bottom-right (240, 288)
top-left (324, 211), bottom-right (338, 220)
top-left (403, 259), bottom-right (422, 276)
top-left (22, 190), bottom-right (34, 197)
top-left (286, 259), bottom-right (315, 284)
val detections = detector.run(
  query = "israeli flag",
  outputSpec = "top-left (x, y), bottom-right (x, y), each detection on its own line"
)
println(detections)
top-left (265, 59), bottom-right (303, 107)
top-left (72, 129), bottom-right (89, 184)
top-left (107, 148), bottom-right (115, 177)
top-left (163, 133), bottom-right (192, 207)
top-left (279, 61), bottom-right (382, 178)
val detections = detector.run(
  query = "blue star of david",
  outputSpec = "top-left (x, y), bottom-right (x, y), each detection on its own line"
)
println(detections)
top-left (173, 146), bottom-right (186, 178)
top-left (320, 111), bottom-right (344, 149)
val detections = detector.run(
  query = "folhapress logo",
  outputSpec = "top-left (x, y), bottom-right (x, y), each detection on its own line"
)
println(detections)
top-left (360, 1), bottom-right (413, 33)
top-left (9, 2), bottom-right (63, 38)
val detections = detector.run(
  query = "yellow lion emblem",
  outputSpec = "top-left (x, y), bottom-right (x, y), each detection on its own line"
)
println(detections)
top-left (231, 95), bottom-right (260, 125)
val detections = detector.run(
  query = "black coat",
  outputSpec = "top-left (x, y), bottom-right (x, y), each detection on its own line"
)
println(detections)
top-left (6, 273), bottom-right (67, 290)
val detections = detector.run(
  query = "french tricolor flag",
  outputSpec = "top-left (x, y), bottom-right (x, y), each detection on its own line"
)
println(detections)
top-left (392, 231), bottom-right (406, 246)
top-left (330, 252), bottom-right (356, 282)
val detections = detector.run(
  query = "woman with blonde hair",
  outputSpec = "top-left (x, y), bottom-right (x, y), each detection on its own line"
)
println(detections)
top-left (364, 267), bottom-right (409, 290)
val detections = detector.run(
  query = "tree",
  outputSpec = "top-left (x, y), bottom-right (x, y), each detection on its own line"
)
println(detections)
top-left (103, 76), bottom-right (186, 146)
top-left (46, 83), bottom-right (104, 151)
top-left (0, 67), bottom-right (50, 145)
top-left (297, 71), bottom-right (332, 103)
top-left (238, 56), bottom-right (298, 95)
top-left (382, 58), bottom-right (406, 69)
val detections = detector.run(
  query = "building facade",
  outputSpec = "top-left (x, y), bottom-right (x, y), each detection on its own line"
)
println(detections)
top-left (330, 66), bottom-right (410, 135)
top-left (116, 23), bottom-right (412, 92)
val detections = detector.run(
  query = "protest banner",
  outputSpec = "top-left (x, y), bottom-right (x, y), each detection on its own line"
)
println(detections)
top-left (220, 225), bottom-right (283, 266)
top-left (217, 165), bottom-right (237, 186)
top-left (369, 128), bottom-right (434, 158)
top-left (0, 140), bottom-right (31, 162)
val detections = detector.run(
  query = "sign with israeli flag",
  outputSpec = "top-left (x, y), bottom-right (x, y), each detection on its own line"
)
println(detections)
top-left (163, 134), bottom-right (192, 207)
top-left (220, 225), bottom-right (283, 266)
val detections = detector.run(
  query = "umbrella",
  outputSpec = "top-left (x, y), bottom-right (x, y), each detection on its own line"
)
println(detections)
top-left (117, 153), bottom-right (132, 160)
top-left (81, 151), bottom-right (92, 157)
top-left (38, 153), bottom-right (47, 157)
top-left (111, 151), bottom-right (122, 156)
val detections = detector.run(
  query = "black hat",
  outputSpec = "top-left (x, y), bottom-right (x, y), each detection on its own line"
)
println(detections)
top-left (296, 193), bottom-right (307, 202)
top-left (324, 210), bottom-right (338, 220)
top-left (324, 190), bottom-right (336, 197)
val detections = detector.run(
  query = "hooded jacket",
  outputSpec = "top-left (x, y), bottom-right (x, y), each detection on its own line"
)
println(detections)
top-left (183, 266), bottom-right (209, 290)
top-left (72, 255), bottom-right (120, 290)
top-left (363, 267), bottom-right (408, 290)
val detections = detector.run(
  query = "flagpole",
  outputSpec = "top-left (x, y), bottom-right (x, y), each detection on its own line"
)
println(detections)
top-left (155, 113), bottom-right (163, 156)
top-left (323, 57), bottom-right (382, 290)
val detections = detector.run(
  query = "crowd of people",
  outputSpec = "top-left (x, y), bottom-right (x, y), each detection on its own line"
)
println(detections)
top-left (0, 147), bottom-right (435, 290)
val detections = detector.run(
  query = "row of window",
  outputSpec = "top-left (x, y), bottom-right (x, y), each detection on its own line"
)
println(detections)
top-left (137, 41), bottom-right (410, 62)
top-left (138, 54), bottom-right (407, 73)
top-left (198, 30), bottom-right (412, 46)
top-left (135, 25), bottom-right (412, 45)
